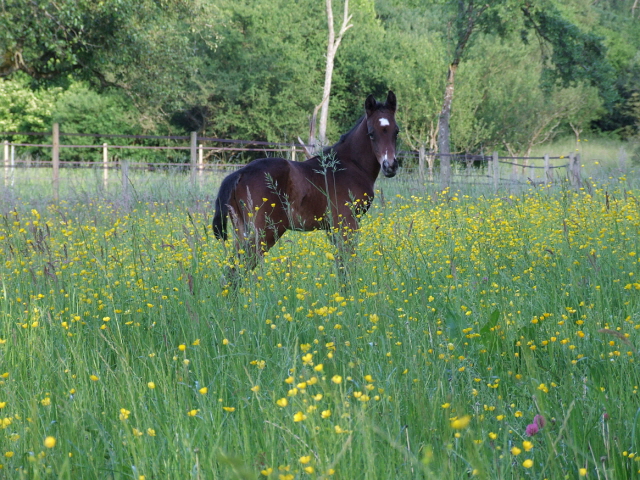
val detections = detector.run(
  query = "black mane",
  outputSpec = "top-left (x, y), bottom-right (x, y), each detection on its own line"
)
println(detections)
top-left (334, 115), bottom-right (366, 147)
top-left (318, 97), bottom-right (392, 157)
top-left (333, 97), bottom-right (389, 147)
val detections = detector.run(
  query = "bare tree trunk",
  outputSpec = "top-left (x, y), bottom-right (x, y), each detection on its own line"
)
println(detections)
top-left (317, 0), bottom-right (352, 146)
top-left (633, 0), bottom-right (639, 18)
top-left (304, 98), bottom-right (328, 156)
top-left (428, 120), bottom-right (438, 181)
top-left (438, 63), bottom-right (457, 189)
top-left (435, 1), bottom-right (488, 190)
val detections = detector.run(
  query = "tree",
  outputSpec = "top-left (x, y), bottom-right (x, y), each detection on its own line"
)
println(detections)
top-left (449, 35), bottom-right (603, 155)
top-left (0, 0), bottom-right (133, 80)
top-left (0, 74), bottom-right (60, 143)
top-left (52, 82), bottom-right (144, 162)
top-left (427, 0), bottom-right (618, 188)
top-left (2, 0), bottom-right (634, 152)
top-left (436, 0), bottom-right (492, 188)
top-left (187, 0), bottom-right (326, 141)
top-left (316, 0), bottom-right (353, 146)
top-left (521, 3), bottom-right (618, 108)
top-left (0, 0), bottom-right (208, 131)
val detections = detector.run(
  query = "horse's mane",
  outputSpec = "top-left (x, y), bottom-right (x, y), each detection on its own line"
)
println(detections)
top-left (333, 115), bottom-right (365, 147)
top-left (333, 98), bottom-right (390, 148)
top-left (323, 114), bottom-right (366, 155)
top-left (319, 99), bottom-right (389, 156)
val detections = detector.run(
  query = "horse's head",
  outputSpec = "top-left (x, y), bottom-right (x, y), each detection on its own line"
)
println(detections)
top-left (365, 91), bottom-right (399, 178)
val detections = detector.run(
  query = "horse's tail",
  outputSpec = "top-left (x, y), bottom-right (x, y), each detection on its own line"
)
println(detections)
top-left (213, 172), bottom-right (241, 241)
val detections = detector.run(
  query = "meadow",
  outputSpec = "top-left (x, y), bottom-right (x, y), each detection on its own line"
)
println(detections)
top-left (0, 162), bottom-right (639, 479)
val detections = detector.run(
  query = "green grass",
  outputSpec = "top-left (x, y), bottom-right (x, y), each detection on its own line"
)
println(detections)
top-left (529, 135), bottom-right (636, 176)
top-left (0, 165), bottom-right (639, 479)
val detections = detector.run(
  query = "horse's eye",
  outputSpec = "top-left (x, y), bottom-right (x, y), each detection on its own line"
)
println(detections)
top-left (368, 132), bottom-right (375, 140)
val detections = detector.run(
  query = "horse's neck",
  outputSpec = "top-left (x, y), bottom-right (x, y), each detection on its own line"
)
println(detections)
top-left (333, 121), bottom-right (379, 180)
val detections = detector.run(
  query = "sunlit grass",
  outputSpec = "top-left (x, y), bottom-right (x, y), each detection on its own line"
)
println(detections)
top-left (0, 175), bottom-right (639, 479)
top-left (530, 135), bottom-right (635, 177)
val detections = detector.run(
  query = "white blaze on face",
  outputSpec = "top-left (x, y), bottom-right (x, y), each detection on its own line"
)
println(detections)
top-left (379, 118), bottom-right (390, 127)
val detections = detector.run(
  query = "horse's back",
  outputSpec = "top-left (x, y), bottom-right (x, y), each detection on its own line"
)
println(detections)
top-left (234, 157), bottom-right (289, 180)
top-left (228, 157), bottom-right (326, 230)
top-left (233, 157), bottom-right (318, 196)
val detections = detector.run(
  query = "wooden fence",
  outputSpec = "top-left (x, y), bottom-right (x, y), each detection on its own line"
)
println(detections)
top-left (2, 124), bottom-right (581, 199)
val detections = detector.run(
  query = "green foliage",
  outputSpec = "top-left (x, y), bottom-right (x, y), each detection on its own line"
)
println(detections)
top-left (101, 1), bottom-right (214, 130)
top-left (53, 84), bottom-right (139, 137)
top-left (0, 75), bottom-right (60, 143)
top-left (336, 2), bottom-right (448, 150)
top-left (0, 0), bottom-right (134, 79)
top-left (522, 3), bottom-right (618, 108)
top-left (52, 83), bottom-right (145, 162)
top-left (452, 35), bottom-right (604, 154)
top-left (190, 0), bottom-right (326, 141)
top-left (331, 3), bottom-right (394, 137)
top-left (0, 0), bottom-right (638, 155)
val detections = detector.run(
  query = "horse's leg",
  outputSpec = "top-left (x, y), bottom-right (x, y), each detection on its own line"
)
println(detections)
top-left (227, 211), bottom-right (285, 286)
top-left (221, 205), bottom-right (247, 289)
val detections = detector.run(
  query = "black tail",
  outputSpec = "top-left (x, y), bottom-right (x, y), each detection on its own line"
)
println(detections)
top-left (213, 171), bottom-right (241, 241)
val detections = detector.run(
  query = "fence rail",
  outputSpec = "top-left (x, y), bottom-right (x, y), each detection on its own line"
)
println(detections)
top-left (2, 124), bottom-right (584, 199)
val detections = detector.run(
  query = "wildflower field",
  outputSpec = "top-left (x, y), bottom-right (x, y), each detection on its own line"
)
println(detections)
top-left (1, 174), bottom-right (639, 479)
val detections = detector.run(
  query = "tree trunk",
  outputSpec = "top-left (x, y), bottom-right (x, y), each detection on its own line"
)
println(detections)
top-left (435, 1), bottom-right (488, 190)
top-left (569, 121), bottom-right (582, 146)
top-left (318, 7), bottom-right (336, 146)
top-left (438, 63), bottom-right (457, 190)
top-left (317, 0), bottom-right (352, 146)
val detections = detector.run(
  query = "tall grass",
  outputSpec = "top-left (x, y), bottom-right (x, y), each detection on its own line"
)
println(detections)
top-left (0, 165), bottom-right (639, 479)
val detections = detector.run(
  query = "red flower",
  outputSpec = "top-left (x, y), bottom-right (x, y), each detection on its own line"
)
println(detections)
top-left (525, 423), bottom-right (539, 436)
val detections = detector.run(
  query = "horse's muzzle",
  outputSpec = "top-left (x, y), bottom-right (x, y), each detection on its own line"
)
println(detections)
top-left (382, 159), bottom-right (398, 178)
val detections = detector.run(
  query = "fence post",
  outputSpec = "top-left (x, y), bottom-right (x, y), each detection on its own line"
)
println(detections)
top-left (568, 153), bottom-right (582, 188)
top-left (418, 145), bottom-right (425, 183)
top-left (10, 144), bottom-right (14, 175)
top-left (190, 131), bottom-right (197, 186)
top-left (568, 153), bottom-right (575, 187)
top-left (52, 123), bottom-right (60, 201)
top-left (544, 154), bottom-right (550, 184)
top-left (103, 143), bottom-right (109, 191)
top-left (291, 145), bottom-right (296, 162)
top-left (492, 151), bottom-right (499, 193)
top-left (198, 143), bottom-right (204, 185)
top-left (122, 160), bottom-right (130, 201)
top-left (3, 140), bottom-right (8, 187)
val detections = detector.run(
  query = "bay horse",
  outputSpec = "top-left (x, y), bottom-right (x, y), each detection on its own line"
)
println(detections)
top-left (213, 91), bottom-right (399, 281)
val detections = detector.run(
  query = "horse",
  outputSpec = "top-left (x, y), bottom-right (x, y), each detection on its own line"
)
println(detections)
top-left (212, 91), bottom-right (399, 281)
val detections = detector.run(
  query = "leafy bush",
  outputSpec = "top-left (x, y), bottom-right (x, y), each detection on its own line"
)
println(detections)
top-left (0, 74), bottom-right (60, 144)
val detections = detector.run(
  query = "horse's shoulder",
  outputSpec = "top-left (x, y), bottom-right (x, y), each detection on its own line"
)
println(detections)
top-left (286, 161), bottom-right (313, 186)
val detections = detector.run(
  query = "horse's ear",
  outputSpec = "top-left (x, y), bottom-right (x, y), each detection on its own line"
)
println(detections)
top-left (364, 94), bottom-right (377, 117)
top-left (385, 91), bottom-right (397, 113)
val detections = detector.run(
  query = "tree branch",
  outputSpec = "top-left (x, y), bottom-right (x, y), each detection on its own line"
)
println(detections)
top-left (453, 1), bottom-right (489, 65)
top-left (317, 0), bottom-right (352, 144)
